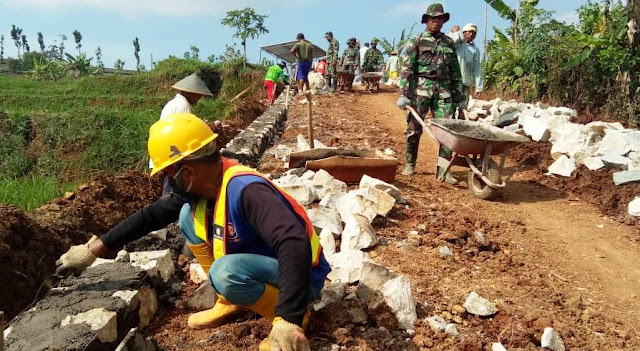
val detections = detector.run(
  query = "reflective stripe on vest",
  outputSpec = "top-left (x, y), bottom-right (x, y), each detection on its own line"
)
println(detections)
top-left (191, 158), bottom-right (322, 265)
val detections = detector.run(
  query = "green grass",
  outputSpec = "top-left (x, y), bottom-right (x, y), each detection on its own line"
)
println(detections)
top-left (0, 58), bottom-right (266, 210)
top-left (0, 176), bottom-right (75, 210)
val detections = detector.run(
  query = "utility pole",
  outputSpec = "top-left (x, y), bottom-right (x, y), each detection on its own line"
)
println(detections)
top-left (483, 2), bottom-right (488, 62)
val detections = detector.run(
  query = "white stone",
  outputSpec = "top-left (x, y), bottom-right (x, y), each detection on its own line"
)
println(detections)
top-left (548, 155), bottom-right (576, 177)
top-left (341, 214), bottom-right (378, 251)
top-left (368, 187), bottom-right (396, 217)
top-left (4, 326), bottom-right (13, 339)
top-left (90, 257), bottom-right (115, 268)
top-left (274, 144), bottom-right (294, 161)
top-left (444, 324), bottom-right (459, 336)
top-left (297, 134), bottom-right (311, 152)
top-left (585, 121), bottom-right (624, 136)
top-left (115, 250), bottom-right (130, 262)
top-left (61, 308), bottom-right (118, 343)
top-left (425, 315), bottom-right (447, 332)
top-left (148, 228), bottom-right (167, 241)
top-left (598, 130), bottom-right (631, 156)
top-left (326, 250), bottom-right (373, 284)
top-left (336, 189), bottom-right (378, 223)
top-left (624, 130), bottom-right (640, 152)
top-left (112, 290), bottom-right (138, 304)
top-left (463, 291), bottom-right (498, 316)
top-left (137, 286), bottom-right (158, 329)
top-left (540, 112), bottom-right (571, 132)
top-left (503, 124), bottom-right (521, 133)
top-left (601, 153), bottom-right (630, 170)
top-left (308, 207), bottom-right (343, 236)
top-left (384, 148), bottom-right (395, 156)
top-left (319, 193), bottom-right (344, 209)
top-left (319, 228), bottom-right (336, 256)
top-left (628, 197), bottom-right (640, 217)
top-left (583, 157), bottom-right (605, 171)
top-left (312, 169), bottom-right (347, 199)
top-left (520, 114), bottom-right (550, 142)
top-left (129, 250), bottom-right (175, 283)
top-left (548, 107), bottom-right (577, 117)
top-left (490, 105), bottom-right (501, 119)
top-left (492, 342), bottom-right (508, 351)
top-left (300, 170), bottom-right (316, 181)
top-left (279, 184), bottom-right (317, 206)
top-left (189, 262), bottom-right (209, 284)
top-left (541, 327), bottom-right (566, 351)
top-left (186, 282), bottom-right (217, 310)
top-left (313, 283), bottom-right (347, 311)
top-left (359, 174), bottom-right (402, 200)
top-left (360, 261), bottom-right (396, 291)
top-left (438, 246), bottom-right (453, 258)
top-left (382, 275), bottom-right (417, 330)
top-left (313, 139), bottom-right (328, 148)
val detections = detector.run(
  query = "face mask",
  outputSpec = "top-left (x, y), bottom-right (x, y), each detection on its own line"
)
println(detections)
top-left (173, 166), bottom-right (194, 193)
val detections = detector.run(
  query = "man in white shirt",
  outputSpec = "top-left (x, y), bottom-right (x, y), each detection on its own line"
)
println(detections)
top-left (447, 23), bottom-right (483, 119)
top-left (150, 73), bottom-right (213, 168)
top-left (355, 42), bottom-right (369, 83)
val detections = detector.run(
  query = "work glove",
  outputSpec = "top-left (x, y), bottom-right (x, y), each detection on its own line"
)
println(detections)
top-left (55, 243), bottom-right (97, 278)
top-left (397, 96), bottom-right (411, 110)
top-left (266, 317), bottom-right (311, 351)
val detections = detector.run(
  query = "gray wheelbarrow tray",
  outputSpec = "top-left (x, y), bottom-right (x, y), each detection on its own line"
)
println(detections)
top-left (406, 106), bottom-right (530, 199)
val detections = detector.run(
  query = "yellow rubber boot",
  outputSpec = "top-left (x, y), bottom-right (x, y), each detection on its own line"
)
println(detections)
top-left (187, 242), bottom-right (214, 272)
top-left (246, 284), bottom-right (279, 321)
top-left (187, 294), bottom-right (242, 329)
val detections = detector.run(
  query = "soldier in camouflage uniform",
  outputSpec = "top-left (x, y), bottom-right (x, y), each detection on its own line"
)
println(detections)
top-left (337, 38), bottom-right (360, 93)
top-left (362, 39), bottom-right (384, 91)
top-left (325, 31), bottom-right (340, 92)
top-left (397, 3), bottom-right (463, 182)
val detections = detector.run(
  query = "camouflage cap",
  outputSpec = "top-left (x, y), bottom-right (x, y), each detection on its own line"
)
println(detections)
top-left (371, 39), bottom-right (378, 45)
top-left (325, 31), bottom-right (333, 37)
top-left (422, 3), bottom-right (450, 23)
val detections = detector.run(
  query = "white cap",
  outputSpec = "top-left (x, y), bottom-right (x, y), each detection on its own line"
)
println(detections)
top-left (463, 23), bottom-right (478, 33)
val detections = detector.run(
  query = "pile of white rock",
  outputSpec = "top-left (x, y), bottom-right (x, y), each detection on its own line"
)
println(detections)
top-left (274, 169), bottom-right (418, 330)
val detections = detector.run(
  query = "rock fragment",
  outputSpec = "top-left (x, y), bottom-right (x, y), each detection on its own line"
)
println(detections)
top-left (129, 250), bottom-right (175, 283)
top-left (541, 327), bottom-right (565, 351)
top-left (463, 291), bottom-right (498, 316)
top-left (186, 283), bottom-right (217, 310)
top-left (61, 308), bottom-right (118, 343)
top-left (381, 275), bottom-right (417, 330)
top-left (341, 214), bottom-right (378, 251)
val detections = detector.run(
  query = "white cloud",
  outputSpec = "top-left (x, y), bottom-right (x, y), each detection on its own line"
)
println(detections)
top-left (0, 0), bottom-right (295, 17)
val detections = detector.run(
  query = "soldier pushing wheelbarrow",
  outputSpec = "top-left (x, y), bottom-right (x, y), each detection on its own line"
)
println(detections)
top-left (361, 39), bottom-right (384, 92)
top-left (337, 38), bottom-right (359, 93)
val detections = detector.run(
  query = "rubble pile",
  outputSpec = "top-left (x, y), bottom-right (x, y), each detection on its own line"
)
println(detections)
top-left (471, 97), bottom-right (640, 217)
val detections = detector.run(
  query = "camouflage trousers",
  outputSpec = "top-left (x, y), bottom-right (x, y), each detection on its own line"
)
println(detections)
top-left (405, 96), bottom-right (454, 167)
top-left (325, 64), bottom-right (338, 90)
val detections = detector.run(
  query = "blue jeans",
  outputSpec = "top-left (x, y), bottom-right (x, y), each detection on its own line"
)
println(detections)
top-left (179, 203), bottom-right (321, 306)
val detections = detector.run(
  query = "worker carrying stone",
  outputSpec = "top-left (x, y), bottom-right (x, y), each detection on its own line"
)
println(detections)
top-left (396, 3), bottom-right (464, 183)
top-left (55, 113), bottom-right (331, 351)
top-left (150, 73), bottom-right (214, 169)
top-left (447, 23), bottom-right (484, 118)
top-left (264, 61), bottom-right (289, 105)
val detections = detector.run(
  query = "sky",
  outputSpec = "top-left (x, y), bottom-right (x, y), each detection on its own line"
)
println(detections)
top-left (0, 0), bottom-right (588, 69)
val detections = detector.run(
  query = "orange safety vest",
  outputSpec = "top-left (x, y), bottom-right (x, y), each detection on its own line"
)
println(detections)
top-left (191, 158), bottom-right (323, 266)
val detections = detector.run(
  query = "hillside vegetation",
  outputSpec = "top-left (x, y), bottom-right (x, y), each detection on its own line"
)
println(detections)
top-left (0, 58), bottom-right (265, 209)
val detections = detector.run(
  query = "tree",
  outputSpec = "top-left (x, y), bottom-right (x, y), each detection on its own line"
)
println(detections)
top-left (10, 25), bottom-right (23, 59)
top-left (212, 44), bottom-right (242, 63)
top-left (21, 34), bottom-right (29, 53)
top-left (221, 7), bottom-right (269, 68)
top-left (58, 34), bottom-right (67, 60)
top-left (184, 45), bottom-right (200, 61)
top-left (114, 58), bottom-right (125, 72)
top-left (95, 46), bottom-right (104, 73)
top-left (37, 32), bottom-right (45, 52)
top-left (0, 35), bottom-right (4, 64)
top-left (72, 30), bottom-right (82, 54)
top-left (133, 37), bottom-right (141, 72)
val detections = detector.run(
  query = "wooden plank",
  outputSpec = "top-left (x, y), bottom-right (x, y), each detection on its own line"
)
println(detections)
top-left (613, 170), bottom-right (640, 186)
top-left (289, 148), bottom-right (375, 168)
top-left (306, 156), bottom-right (398, 184)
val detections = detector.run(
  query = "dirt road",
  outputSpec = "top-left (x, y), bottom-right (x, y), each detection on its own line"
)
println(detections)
top-left (151, 87), bottom-right (640, 350)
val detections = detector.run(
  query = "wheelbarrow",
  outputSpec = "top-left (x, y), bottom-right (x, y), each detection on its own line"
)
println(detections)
top-left (360, 72), bottom-right (383, 92)
top-left (406, 106), bottom-right (530, 200)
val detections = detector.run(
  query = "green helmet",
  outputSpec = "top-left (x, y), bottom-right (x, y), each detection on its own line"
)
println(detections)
top-left (421, 3), bottom-right (450, 24)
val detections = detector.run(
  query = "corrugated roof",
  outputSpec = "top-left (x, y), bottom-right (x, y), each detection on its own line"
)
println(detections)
top-left (261, 41), bottom-right (327, 64)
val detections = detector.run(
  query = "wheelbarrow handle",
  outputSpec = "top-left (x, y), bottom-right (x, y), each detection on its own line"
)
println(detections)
top-left (405, 105), bottom-right (437, 140)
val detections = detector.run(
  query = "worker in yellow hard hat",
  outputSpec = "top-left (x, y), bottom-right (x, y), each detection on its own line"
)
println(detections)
top-left (55, 113), bottom-right (331, 351)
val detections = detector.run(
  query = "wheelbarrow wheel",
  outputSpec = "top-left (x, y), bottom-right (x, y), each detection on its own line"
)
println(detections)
top-left (468, 159), bottom-right (501, 200)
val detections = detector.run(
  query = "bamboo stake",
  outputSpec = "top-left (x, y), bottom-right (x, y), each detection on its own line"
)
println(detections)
top-left (285, 85), bottom-right (291, 109)
top-left (306, 92), bottom-right (314, 149)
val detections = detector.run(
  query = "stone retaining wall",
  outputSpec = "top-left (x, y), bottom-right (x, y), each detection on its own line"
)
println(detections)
top-left (222, 94), bottom-right (288, 167)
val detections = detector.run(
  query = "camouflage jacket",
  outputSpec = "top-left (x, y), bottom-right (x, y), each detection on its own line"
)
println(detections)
top-left (326, 39), bottom-right (340, 65)
top-left (400, 30), bottom-right (463, 103)
top-left (339, 46), bottom-right (360, 74)
top-left (362, 48), bottom-right (383, 72)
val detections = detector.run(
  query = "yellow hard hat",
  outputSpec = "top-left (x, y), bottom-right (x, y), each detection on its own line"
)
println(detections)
top-left (148, 113), bottom-right (218, 176)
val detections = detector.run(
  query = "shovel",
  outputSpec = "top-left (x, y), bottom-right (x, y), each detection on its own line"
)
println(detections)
top-left (405, 105), bottom-right (436, 140)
